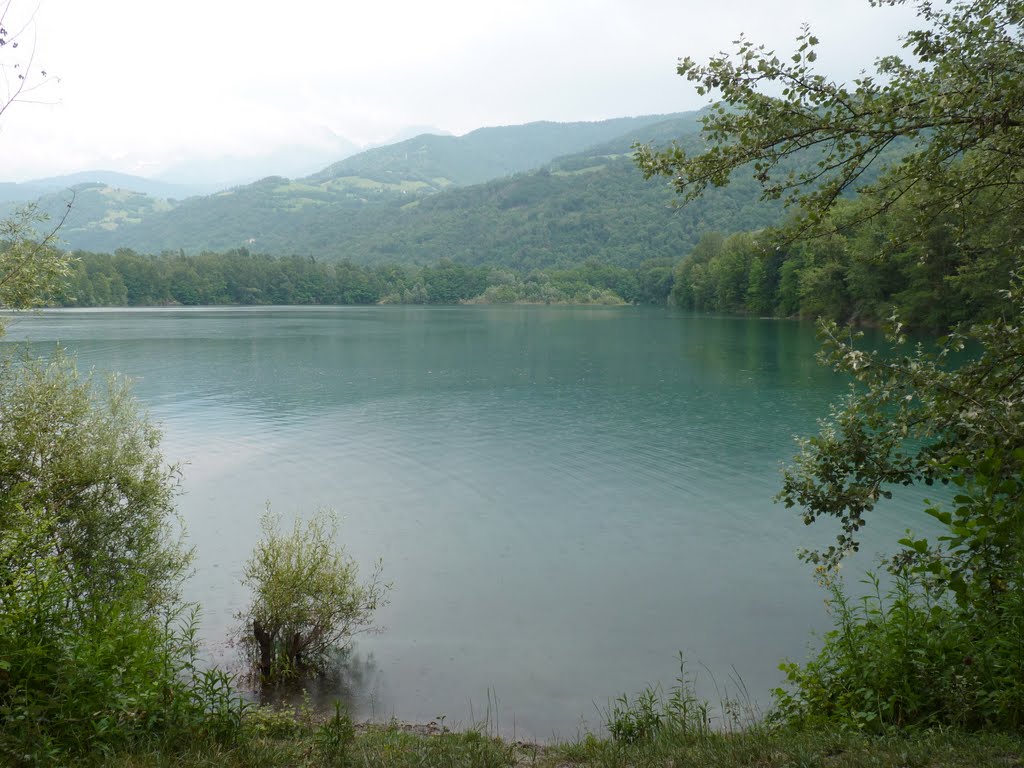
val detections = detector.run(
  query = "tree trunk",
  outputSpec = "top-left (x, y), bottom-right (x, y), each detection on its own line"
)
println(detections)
top-left (253, 619), bottom-right (275, 680)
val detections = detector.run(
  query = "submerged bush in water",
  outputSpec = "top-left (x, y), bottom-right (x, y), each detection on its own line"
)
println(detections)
top-left (237, 507), bottom-right (390, 683)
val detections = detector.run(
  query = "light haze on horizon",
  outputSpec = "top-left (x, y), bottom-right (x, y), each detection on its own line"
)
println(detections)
top-left (0, 0), bottom-right (920, 182)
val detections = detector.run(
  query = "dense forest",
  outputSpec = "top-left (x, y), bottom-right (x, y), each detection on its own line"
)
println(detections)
top-left (52, 249), bottom-right (675, 307)
top-left (664, 184), bottom-right (1017, 330)
top-left (44, 171), bottom-right (1012, 330)
top-left (47, 165), bottom-right (1010, 330)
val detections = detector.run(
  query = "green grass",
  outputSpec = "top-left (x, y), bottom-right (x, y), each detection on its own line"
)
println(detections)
top-left (553, 728), bottom-right (1024, 768)
top-left (551, 165), bottom-right (607, 176)
top-left (321, 176), bottom-right (434, 193)
top-left (101, 712), bottom-right (520, 768)
top-left (90, 712), bottom-right (1024, 768)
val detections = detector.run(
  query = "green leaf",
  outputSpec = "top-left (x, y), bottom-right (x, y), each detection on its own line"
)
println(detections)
top-left (924, 508), bottom-right (952, 525)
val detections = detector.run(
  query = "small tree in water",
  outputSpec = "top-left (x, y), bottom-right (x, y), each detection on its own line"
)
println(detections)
top-left (237, 507), bottom-right (389, 683)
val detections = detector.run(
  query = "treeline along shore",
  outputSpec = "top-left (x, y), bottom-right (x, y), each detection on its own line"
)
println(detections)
top-left (46, 195), bottom-right (1012, 330)
top-left (49, 248), bottom-right (676, 308)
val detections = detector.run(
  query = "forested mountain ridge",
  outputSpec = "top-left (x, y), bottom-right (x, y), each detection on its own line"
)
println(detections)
top-left (6, 112), bottom-right (695, 253)
top-left (318, 148), bottom-right (785, 270)
top-left (12, 111), bottom-right (797, 267)
top-left (302, 114), bottom-right (693, 190)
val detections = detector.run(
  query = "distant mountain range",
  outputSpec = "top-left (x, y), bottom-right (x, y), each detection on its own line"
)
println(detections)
top-left (304, 114), bottom-right (692, 190)
top-left (1, 112), bottom-right (798, 270)
top-left (0, 172), bottom-right (216, 205)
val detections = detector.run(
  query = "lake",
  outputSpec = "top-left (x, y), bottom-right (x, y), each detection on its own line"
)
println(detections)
top-left (0, 305), bottom-right (928, 740)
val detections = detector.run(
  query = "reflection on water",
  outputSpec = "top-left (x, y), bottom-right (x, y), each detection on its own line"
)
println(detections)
top-left (251, 649), bottom-right (385, 717)
top-left (0, 306), bottom-right (934, 741)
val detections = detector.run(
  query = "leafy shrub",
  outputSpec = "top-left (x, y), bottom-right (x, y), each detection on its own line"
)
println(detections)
top-left (775, 565), bottom-right (1024, 732)
top-left (236, 507), bottom-right (390, 683)
top-left (0, 353), bottom-right (246, 764)
top-left (0, 351), bottom-right (190, 611)
top-left (0, 507), bottom-right (246, 765)
top-left (772, 288), bottom-right (1024, 731)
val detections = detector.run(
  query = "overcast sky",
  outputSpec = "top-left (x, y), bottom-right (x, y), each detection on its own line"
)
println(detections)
top-left (0, 0), bottom-right (921, 181)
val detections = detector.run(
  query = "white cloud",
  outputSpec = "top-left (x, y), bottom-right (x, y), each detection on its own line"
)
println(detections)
top-left (0, 0), bottom-right (920, 180)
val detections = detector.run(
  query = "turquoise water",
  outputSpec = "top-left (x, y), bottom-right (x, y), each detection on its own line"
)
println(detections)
top-left (1, 306), bottom-right (929, 740)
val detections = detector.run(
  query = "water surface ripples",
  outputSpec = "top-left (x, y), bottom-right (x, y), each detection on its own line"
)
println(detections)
top-left (1, 306), bottom-right (931, 740)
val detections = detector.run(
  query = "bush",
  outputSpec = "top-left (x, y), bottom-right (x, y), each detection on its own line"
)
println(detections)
top-left (775, 565), bottom-right (1024, 732)
top-left (0, 350), bottom-right (190, 611)
top-left (237, 507), bottom-right (390, 683)
top-left (0, 206), bottom-right (71, 314)
top-left (771, 286), bottom-right (1024, 731)
top-left (0, 526), bottom-right (243, 762)
top-left (0, 356), bottom-right (244, 764)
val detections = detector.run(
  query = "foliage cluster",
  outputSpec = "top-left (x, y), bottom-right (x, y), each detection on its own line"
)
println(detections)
top-left (781, 300), bottom-right (1024, 573)
top-left (775, 568), bottom-right (1024, 732)
top-left (771, 295), bottom-right (1024, 731)
top-left (0, 354), bottom-right (250, 764)
top-left (0, 206), bottom-right (71, 316)
top-left (641, 0), bottom-right (1024, 330)
top-left (236, 508), bottom-right (390, 683)
top-left (663, 169), bottom-right (1015, 329)
top-left (636, 1), bottom-right (1024, 240)
top-left (0, 354), bottom-right (188, 607)
top-left (667, 185), bottom-right (1017, 328)
top-left (639, 0), bottom-right (1024, 733)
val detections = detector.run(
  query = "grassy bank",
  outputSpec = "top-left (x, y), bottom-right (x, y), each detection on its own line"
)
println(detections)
top-left (95, 708), bottom-right (1024, 768)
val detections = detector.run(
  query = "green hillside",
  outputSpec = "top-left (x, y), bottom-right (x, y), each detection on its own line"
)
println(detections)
top-left (0, 172), bottom-right (210, 207)
top-left (14, 113), bottom-right (698, 253)
top-left (303, 114), bottom-right (692, 190)
top-left (28, 182), bottom-right (176, 233)
top-left (315, 153), bottom-right (785, 270)
top-left (24, 112), bottom-right (795, 267)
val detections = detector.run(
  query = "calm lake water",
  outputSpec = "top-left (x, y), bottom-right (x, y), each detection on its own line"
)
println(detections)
top-left (1, 305), bottom-right (930, 740)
